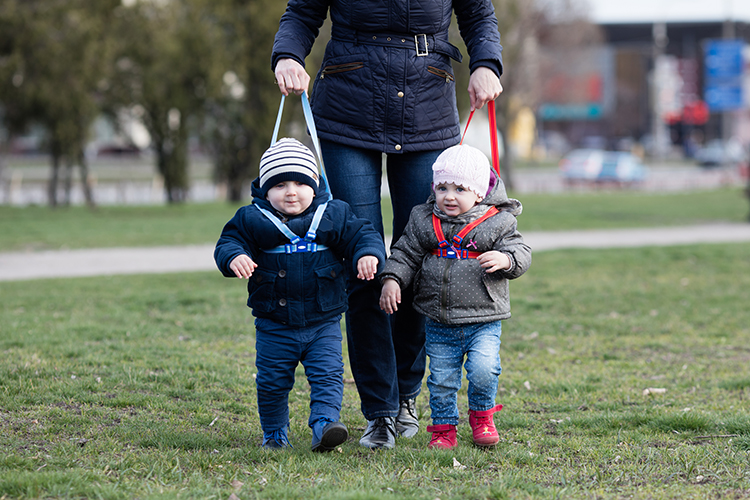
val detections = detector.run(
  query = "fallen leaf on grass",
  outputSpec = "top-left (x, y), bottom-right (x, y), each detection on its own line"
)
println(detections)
top-left (452, 458), bottom-right (466, 470)
top-left (228, 494), bottom-right (240, 500)
top-left (524, 381), bottom-right (532, 391)
top-left (231, 480), bottom-right (243, 490)
top-left (642, 388), bottom-right (667, 396)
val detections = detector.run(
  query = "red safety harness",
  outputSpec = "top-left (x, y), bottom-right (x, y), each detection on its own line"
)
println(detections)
top-left (431, 207), bottom-right (499, 259)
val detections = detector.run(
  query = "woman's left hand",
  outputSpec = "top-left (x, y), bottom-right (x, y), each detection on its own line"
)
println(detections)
top-left (468, 66), bottom-right (503, 111)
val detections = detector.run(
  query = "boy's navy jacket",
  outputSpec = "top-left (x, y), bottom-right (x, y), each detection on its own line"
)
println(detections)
top-left (214, 178), bottom-right (386, 327)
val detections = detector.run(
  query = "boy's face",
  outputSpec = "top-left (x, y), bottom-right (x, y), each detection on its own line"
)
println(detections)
top-left (266, 181), bottom-right (315, 216)
top-left (434, 182), bottom-right (482, 216)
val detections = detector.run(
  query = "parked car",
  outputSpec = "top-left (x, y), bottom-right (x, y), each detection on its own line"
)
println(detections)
top-left (559, 149), bottom-right (647, 184)
top-left (694, 139), bottom-right (747, 168)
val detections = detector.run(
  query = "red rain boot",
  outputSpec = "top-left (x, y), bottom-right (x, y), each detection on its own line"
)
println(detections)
top-left (468, 404), bottom-right (503, 447)
top-left (426, 424), bottom-right (457, 449)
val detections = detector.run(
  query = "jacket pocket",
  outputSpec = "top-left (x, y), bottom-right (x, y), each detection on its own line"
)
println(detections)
top-left (315, 262), bottom-right (347, 312)
top-left (320, 62), bottom-right (364, 77)
top-left (427, 66), bottom-right (455, 82)
top-left (312, 58), bottom-right (373, 129)
top-left (248, 269), bottom-right (277, 313)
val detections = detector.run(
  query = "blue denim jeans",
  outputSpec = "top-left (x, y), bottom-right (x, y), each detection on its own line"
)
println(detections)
top-left (320, 139), bottom-right (441, 419)
top-left (254, 316), bottom-right (344, 431)
top-left (425, 318), bottom-right (503, 426)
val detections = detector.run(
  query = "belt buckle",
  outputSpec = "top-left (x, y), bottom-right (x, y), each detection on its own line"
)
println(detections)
top-left (414, 34), bottom-right (428, 56)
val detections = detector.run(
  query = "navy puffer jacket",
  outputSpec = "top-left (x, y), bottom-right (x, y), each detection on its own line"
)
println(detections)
top-left (272, 0), bottom-right (503, 154)
top-left (214, 179), bottom-right (387, 327)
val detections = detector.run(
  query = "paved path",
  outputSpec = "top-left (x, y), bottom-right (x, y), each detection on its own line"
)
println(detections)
top-left (2, 223), bottom-right (750, 282)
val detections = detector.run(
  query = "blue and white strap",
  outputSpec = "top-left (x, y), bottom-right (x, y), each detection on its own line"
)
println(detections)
top-left (271, 92), bottom-right (331, 198)
top-left (258, 202), bottom-right (329, 254)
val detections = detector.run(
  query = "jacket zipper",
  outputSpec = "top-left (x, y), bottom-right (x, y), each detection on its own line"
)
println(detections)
top-left (427, 66), bottom-right (454, 83)
top-left (320, 62), bottom-right (364, 78)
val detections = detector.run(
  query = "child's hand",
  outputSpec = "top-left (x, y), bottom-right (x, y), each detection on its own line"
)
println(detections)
top-left (477, 251), bottom-right (511, 273)
top-left (229, 254), bottom-right (257, 279)
top-left (356, 255), bottom-right (379, 281)
top-left (379, 278), bottom-right (401, 314)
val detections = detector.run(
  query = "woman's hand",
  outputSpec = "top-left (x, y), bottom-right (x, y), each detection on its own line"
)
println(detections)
top-left (274, 58), bottom-right (311, 96)
top-left (468, 66), bottom-right (503, 111)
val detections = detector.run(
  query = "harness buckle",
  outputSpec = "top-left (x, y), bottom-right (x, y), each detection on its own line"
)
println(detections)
top-left (415, 34), bottom-right (428, 56)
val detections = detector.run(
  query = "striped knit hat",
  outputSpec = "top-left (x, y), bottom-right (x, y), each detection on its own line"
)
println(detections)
top-left (259, 138), bottom-right (319, 197)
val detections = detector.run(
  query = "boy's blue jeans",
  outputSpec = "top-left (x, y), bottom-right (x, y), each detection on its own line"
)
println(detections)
top-left (254, 316), bottom-right (344, 432)
top-left (320, 139), bottom-right (441, 419)
top-left (425, 318), bottom-right (503, 426)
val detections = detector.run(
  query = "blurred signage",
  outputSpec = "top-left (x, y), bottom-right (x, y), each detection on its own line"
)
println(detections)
top-left (538, 103), bottom-right (603, 120)
top-left (704, 39), bottom-right (745, 111)
top-left (538, 46), bottom-right (615, 121)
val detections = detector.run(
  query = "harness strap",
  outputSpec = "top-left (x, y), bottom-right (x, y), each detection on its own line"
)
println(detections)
top-left (431, 207), bottom-right (499, 260)
top-left (257, 202), bottom-right (330, 254)
top-left (271, 92), bottom-right (331, 198)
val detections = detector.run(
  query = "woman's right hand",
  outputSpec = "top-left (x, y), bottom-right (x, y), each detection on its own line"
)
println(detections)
top-left (274, 58), bottom-right (310, 96)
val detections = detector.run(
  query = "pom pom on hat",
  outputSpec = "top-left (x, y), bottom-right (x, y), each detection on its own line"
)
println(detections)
top-left (432, 144), bottom-right (490, 199)
top-left (259, 138), bottom-right (319, 197)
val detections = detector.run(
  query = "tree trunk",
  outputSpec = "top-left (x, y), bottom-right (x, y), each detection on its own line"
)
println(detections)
top-left (63, 160), bottom-right (73, 206)
top-left (48, 144), bottom-right (61, 207)
top-left (499, 125), bottom-right (516, 191)
top-left (79, 152), bottom-right (96, 208)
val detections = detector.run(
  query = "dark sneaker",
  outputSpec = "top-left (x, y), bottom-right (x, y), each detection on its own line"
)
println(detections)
top-left (311, 418), bottom-right (348, 452)
top-left (395, 398), bottom-right (419, 438)
top-left (262, 426), bottom-right (291, 449)
top-left (359, 417), bottom-right (396, 449)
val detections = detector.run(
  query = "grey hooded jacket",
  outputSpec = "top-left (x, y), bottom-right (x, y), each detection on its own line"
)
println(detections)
top-left (381, 172), bottom-right (531, 325)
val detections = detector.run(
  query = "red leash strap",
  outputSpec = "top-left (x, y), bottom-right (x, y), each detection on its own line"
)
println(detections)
top-left (431, 207), bottom-right (499, 259)
top-left (460, 110), bottom-right (475, 145)
top-left (460, 101), bottom-right (501, 178)
top-left (487, 100), bottom-right (500, 177)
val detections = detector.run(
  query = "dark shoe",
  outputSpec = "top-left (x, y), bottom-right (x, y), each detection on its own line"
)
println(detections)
top-left (262, 426), bottom-right (291, 449)
top-left (395, 398), bottom-right (419, 438)
top-left (311, 418), bottom-right (348, 452)
top-left (359, 417), bottom-right (396, 449)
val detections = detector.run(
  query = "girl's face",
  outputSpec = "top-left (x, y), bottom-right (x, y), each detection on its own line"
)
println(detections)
top-left (434, 182), bottom-right (482, 216)
top-left (266, 181), bottom-right (315, 215)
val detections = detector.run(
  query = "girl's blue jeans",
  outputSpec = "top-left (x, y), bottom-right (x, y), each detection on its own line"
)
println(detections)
top-left (254, 316), bottom-right (344, 431)
top-left (425, 318), bottom-right (503, 426)
top-left (320, 139), bottom-right (441, 419)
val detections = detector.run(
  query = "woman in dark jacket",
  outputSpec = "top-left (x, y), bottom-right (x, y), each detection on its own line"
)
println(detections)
top-left (272, 0), bottom-right (504, 449)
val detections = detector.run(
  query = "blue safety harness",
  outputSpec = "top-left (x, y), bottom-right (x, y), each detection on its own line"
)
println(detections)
top-left (259, 92), bottom-right (332, 255)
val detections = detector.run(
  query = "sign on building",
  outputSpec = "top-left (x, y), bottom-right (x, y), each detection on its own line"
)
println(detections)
top-left (704, 39), bottom-right (745, 111)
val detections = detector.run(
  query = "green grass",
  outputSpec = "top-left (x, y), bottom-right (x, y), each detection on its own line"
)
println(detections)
top-left (1, 188), bottom-right (748, 252)
top-left (2, 242), bottom-right (750, 499)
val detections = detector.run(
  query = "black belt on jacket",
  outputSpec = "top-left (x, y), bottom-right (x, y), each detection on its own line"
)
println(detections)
top-left (331, 25), bottom-right (463, 63)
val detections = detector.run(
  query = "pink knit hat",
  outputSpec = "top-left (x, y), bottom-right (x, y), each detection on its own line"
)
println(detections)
top-left (432, 144), bottom-right (490, 199)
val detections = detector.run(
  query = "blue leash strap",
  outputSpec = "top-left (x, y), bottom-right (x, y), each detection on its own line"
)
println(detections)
top-left (270, 92), bottom-right (331, 198)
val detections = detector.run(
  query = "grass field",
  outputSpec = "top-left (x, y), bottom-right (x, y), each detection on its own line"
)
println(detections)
top-left (0, 188), bottom-right (748, 252)
top-left (1, 239), bottom-right (749, 498)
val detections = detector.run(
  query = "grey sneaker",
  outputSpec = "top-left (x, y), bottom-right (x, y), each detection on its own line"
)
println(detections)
top-left (395, 398), bottom-right (419, 438)
top-left (359, 417), bottom-right (396, 449)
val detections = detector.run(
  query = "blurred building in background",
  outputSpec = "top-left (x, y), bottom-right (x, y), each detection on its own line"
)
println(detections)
top-left (536, 0), bottom-right (750, 160)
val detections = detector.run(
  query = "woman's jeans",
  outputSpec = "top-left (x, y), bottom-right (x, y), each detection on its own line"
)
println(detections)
top-left (320, 139), bottom-right (441, 419)
top-left (255, 316), bottom-right (344, 431)
top-left (425, 318), bottom-right (502, 426)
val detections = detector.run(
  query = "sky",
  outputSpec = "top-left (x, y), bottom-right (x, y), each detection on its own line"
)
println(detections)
top-left (583, 0), bottom-right (750, 24)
